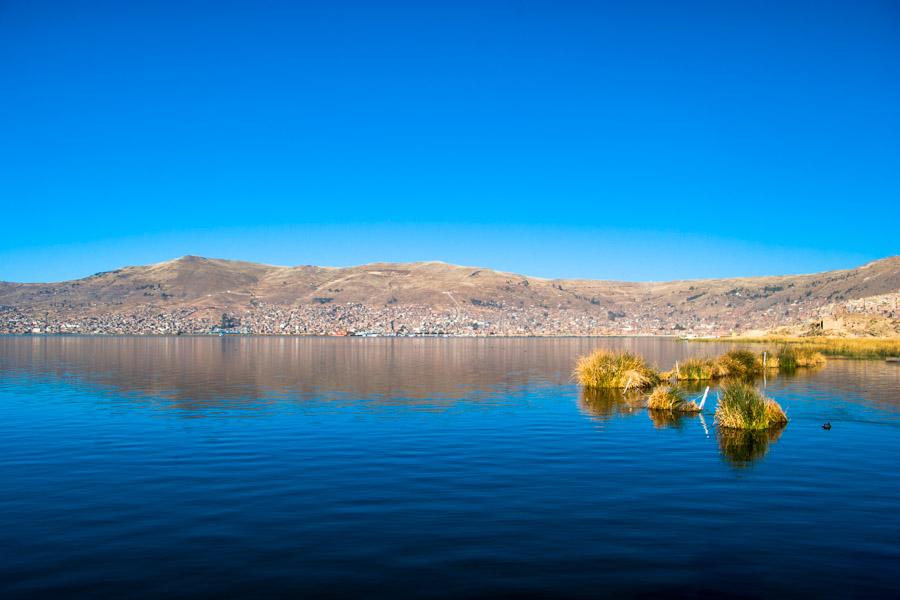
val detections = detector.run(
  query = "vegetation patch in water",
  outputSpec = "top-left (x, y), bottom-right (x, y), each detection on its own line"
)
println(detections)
top-left (759, 351), bottom-right (780, 370)
top-left (715, 350), bottom-right (763, 379)
top-left (672, 357), bottom-right (720, 381)
top-left (776, 345), bottom-right (826, 370)
top-left (664, 349), bottom-right (823, 381)
top-left (575, 350), bottom-right (660, 389)
top-left (647, 386), bottom-right (700, 412)
top-left (700, 336), bottom-right (900, 360)
top-left (666, 350), bottom-right (762, 381)
top-left (714, 381), bottom-right (787, 430)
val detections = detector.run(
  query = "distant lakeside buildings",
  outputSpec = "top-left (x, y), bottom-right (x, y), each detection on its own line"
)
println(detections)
top-left (5, 292), bottom-right (895, 337)
top-left (3, 256), bottom-right (897, 337)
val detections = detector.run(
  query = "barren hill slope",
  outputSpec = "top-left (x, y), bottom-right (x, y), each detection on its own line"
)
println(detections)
top-left (2, 255), bottom-right (898, 336)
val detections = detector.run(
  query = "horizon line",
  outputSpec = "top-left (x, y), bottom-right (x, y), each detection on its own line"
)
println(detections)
top-left (3, 254), bottom-right (897, 287)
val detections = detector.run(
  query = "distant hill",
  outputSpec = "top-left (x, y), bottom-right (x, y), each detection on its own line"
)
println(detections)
top-left (2, 255), bottom-right (899, 336)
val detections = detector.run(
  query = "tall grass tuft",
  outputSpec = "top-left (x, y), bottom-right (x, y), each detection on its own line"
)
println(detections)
top-left (702, 337), bottom-right (900, 360)
top-left (675, 357), bottom-right (719, 381)
top-left (776, 345), bottom-right (798, 370)
top-left (714, 381), bottom-right (787, 430)
top-left (795, 347), bottom-right (826, 367)
top-left (671, 348), bottom-right (818, 381)
top-left (647, 386), bottom-right (700, 412)
top-left (714, 350), bottom-right (762, 379)
top-left (673, 351), bottom-right (768, 380)
top-left (758, 352), bottom-right (780, 370)
top-left (777, 345), bottom-right (826, 370)
top-left (575, 349), bottom-right (661, 389)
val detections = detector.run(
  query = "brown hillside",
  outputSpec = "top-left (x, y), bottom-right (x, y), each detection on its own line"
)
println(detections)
top-left (2, 255), bottom-right (898, 336)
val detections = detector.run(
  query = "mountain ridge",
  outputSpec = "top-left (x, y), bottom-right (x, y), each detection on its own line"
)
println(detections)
top-left (2, 255), bottom-right (899, 336)
top-left (5, 253), bottom-right (895, 286)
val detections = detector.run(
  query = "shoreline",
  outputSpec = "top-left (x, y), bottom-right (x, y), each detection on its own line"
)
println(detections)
top-left (1, 332), bottom-right (688, 339)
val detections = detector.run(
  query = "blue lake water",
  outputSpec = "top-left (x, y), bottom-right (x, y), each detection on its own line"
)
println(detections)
top-left (0, 336), bottom-right (898, 598)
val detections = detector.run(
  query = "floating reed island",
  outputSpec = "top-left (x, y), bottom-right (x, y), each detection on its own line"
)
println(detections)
top-left (714, 381), bottom-right (788, 430)
top-left (574, 349), bottom-right (661, 390)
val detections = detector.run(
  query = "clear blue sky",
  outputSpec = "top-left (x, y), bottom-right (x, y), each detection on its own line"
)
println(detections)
top-left (1, 0), bottom-right (898, 282)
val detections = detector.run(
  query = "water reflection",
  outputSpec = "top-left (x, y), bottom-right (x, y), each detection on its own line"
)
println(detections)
top-left (1, 341), bottom-right (898, 598)
top-left (0, 336), bottom-right (732, 407)
top-left (0, 337), bottom-right (897, 469)
top-left (717, 426), bottom-right (786, 467)
top-left (647, 409), bottom-right (700, 430)
top-left (578, 388), bottom-right (644, 421)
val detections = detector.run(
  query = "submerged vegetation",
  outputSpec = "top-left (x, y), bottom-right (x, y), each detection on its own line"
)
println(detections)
top-left (574, 350), bottom-right (660, 389)
top-left (646, 386), bottom-right (700, 412)
top-left (714, 381), bottom-right (787, 430)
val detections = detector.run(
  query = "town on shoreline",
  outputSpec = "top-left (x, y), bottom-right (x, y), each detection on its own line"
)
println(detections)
top-left (6, 296), bottom-right (895, 337)
top-left (3, 301), bottom-right (727, 337)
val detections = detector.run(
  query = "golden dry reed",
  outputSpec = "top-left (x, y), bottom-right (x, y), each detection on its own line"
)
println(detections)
top-left (671, 357), bottom-right (719, 381)
top-left (574, 349), bottom-right (660, 389)
top-left (647, 386), bottom-right (700, 412)
top-left (702, 337), bottom-right (900, 360)
top-left (714, 381), bottom-right (788, 430)
top-left (665, 348), bottom-right (826, 381)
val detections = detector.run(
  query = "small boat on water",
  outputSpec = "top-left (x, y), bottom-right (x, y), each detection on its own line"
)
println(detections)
top-left (886, 357), bottom-right (900, 364)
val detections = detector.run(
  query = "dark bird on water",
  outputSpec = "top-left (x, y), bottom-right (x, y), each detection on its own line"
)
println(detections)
top-left (822, 422), bottom-right (832, 430)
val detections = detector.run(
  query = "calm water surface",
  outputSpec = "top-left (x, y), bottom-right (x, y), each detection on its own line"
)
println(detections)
top-left (0, 337), bottom-right (898, 598)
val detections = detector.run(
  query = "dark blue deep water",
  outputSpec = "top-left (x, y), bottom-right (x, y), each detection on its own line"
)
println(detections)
top-left (0, 337), bottom-right (898, 598)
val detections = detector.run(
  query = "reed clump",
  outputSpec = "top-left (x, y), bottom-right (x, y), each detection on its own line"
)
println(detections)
top-left (575, 349), bottom-right (660, 389)
top-left (759, 352), bottom-right (779, 370)
top-left (799, 338), bottom-right (898, 360)
top-left (776, 345), bottom-right (826, 369)
top-left (667, 348), bottom-right (825, 379)
top-left (797, 348), bottom-right (827, 367)
top-left (647, 386), bottom-right (700, 412)
top-left (714, 381), bottom-right (787, 430)
top-left (674, 357), bottom-right (719, 381)
top-left (668, 350), bottom-right (763, 381)
top-left (715, 350), bottom-right (762, 379)
top-left (664, 346), bottom-right (826, 386)
top-left (703, 337), bottom-right (900, 360)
